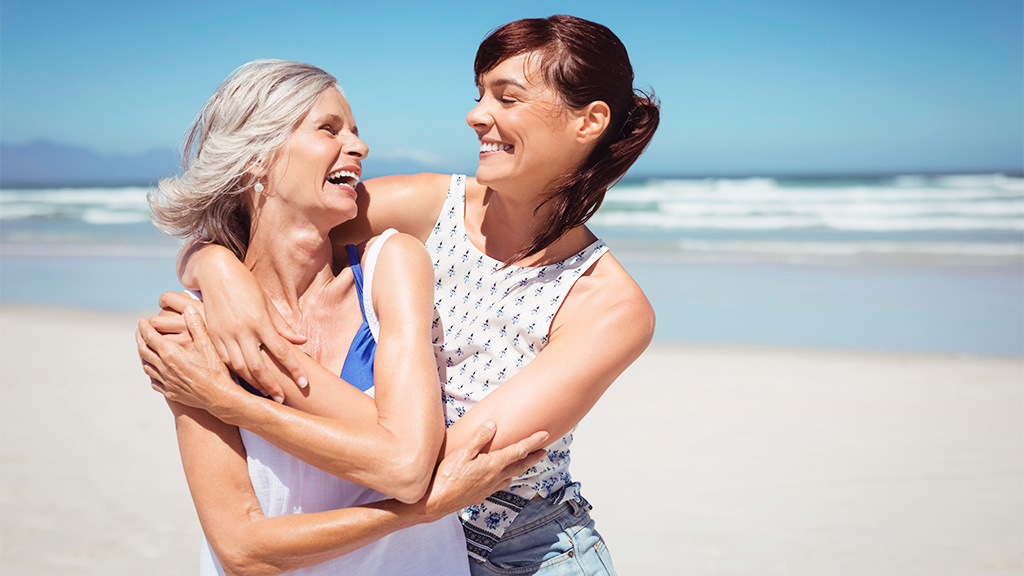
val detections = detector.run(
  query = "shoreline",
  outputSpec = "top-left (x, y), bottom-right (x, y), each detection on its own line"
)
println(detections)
top-left (4, 302), bottom-right (1023, 359)
top-left (1, 305), bottom-right (1021, 574)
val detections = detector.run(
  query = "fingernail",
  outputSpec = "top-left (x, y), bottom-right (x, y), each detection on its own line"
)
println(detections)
top-left (483, 420), bottom-right (496, 430)
top-left (297, 376), bottom-right (308, 388)
top-left (273, 395), bottom-right (284, 404)
top-left (185, 306), bottom-right (197, 314)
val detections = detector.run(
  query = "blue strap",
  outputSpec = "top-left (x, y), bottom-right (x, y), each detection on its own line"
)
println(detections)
top-left (346, 244), bottom-right (367, 318)
top-left (340, 244), bottom-right (376, 393)
top-left (239, 244), bottom-right (377, 396)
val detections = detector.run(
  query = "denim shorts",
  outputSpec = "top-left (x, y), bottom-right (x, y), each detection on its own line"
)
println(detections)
top-left (470, 494), bottom-right (617, 576)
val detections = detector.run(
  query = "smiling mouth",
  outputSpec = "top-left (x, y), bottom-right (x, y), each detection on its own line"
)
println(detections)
top-left (327, 169), bottom-right (360, 187)
top-left (480, 142), bottom-right (513, 153)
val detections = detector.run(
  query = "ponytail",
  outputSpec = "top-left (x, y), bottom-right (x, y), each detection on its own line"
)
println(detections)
top-left (504, 89), bottom-right (660, 266)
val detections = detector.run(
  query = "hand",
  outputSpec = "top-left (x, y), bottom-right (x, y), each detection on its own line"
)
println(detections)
top-left (147, 297), bottom-right (196, 349)
top-left (137, 305), bottom-right (265, 411)
top-left (420, 422), bottom-right (549, 520)
top-left (157, 288), bottom-right (305, 401)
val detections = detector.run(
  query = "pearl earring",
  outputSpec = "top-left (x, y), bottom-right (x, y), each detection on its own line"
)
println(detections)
top-left (254, 182), bottom-right (265, 193)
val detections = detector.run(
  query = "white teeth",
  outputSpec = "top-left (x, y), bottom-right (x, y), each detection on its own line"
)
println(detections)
top-left (480, 142), bottom-right (512, 153)
top-left (327, 169), bottom-right (359, 185)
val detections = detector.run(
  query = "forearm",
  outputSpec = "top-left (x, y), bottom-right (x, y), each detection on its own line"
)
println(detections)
top-left (213, 353), bottom-right (436, 502)
top-left (171, 401), bottom-right (440, 576)
top-left (215, 499), bottom-right (436, 576)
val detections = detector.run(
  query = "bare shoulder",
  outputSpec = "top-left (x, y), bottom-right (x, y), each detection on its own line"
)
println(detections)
top-left (363, 173), bottom-right (452, 198)
top-left (553, 251), bottom-right (656, 353)
top-left (355, 173), bottom-right (453, 242)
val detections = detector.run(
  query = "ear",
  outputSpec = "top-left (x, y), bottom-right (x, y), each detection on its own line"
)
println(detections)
top-left (246, 157), bottom-right (267, 179)
top-left (574, 100), bottom-right (611, 144)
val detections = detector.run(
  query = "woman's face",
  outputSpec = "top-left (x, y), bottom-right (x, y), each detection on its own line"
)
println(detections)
top-left (467, 52), bottom-right (593, 193)
top-left (262, 88), bottom-right (368, 228)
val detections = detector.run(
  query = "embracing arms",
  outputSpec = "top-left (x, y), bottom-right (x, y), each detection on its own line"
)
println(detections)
top-left (167, 398), bottom-right (544, 576)
top-left (140, 301), bottom-right (547, 575)
top-left (165, 248), bottom-right (653, 466)
top-left (147, 233), bottom-right (444, 502)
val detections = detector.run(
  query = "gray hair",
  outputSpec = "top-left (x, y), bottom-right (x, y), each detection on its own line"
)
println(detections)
top-left (149, 59), bottom-right (340, 259)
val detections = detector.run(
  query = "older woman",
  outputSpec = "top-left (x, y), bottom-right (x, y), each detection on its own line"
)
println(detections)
top-left (136, 59), bottom-right (547, 575)
top-left (154, 15), bottom-right (659, 576)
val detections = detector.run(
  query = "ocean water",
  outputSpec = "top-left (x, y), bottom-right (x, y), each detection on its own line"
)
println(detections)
top-left (2, 174), bottom-right (1022, 355)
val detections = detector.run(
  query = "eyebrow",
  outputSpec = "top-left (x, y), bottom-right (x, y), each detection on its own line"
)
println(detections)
top-left (313, 113), bottom-right (358, 135)
top-left (478, 77), bottom-right (527, 90)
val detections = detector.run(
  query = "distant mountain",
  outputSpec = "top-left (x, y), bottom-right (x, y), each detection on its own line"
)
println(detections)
top-left (0, 141), bottom-right (180, 187)
top-left (0, 141), bottom-right (450, 188)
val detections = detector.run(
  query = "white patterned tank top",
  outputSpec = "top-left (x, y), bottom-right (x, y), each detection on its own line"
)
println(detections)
top-left (425, 175), bottom-right (609, 561)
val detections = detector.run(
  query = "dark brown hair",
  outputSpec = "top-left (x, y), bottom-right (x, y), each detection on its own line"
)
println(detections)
top-left (475, 15), bottom-right (660, 265)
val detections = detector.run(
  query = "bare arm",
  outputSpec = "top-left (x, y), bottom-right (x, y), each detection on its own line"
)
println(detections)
top-left (166, 399), bottom-right (546, 576)
top-left (142, 235), bottom-right (444, 502)
top-left (442, 254), bottom-right (655, 452)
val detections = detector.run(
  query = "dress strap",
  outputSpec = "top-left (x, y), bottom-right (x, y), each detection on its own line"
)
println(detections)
top-left (345, 243), bottom-right (366, 315)
top-left (361, 228), bottom-right (399, 341)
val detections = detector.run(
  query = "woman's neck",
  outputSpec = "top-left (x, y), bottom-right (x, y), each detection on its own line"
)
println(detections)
top-left (472, 182), bottom-right (595, 266)
top-left (243, 218), bottom-right (338, 315)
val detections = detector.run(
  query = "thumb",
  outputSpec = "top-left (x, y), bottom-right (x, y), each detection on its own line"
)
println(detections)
top-left (462, 421), bottom-right (498, 456)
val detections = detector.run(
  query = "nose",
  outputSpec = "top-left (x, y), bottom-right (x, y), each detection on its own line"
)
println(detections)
top-left (466, 98), bottom-right (492, 132)
top-left (345, 134), bottom-right (369, 160)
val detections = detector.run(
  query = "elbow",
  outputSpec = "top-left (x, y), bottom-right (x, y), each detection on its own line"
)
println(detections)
top-left (219, 557), bottom-right (260, 576)
top-left (213, 540), bottom-right (284, 576)
top-left (386, 451), bottom-right (434, 504)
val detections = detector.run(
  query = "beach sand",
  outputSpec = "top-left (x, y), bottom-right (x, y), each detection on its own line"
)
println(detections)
top-left (1, 305), bottom-right (1021, 575)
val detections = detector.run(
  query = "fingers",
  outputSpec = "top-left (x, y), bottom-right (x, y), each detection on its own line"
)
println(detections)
top-left (264, 305), bottom-right (309, 386)
top-left (261, 334), bottom-right (308, 389)
top-left (240, 340), bottom-right (285, 403)
top-left (494, 430), bottom-right (549, 478)
top-left (136, 317), bottom-right (170, 356)
top-left (220, 340), bottom-right (253, 384)
top-left (158, 291), bottom-right (184, 312)
top-left (135, 323), bottom-right (159, 366)
top-left (268, 304), bottom-right (307, 345)
top-left (502, 448), bottom-right (548, 480)
top-left (191, 308), bottom-right (283, 403)
top-left (159, 291), bottom-right (202, 314)
top-left (461, 421), bottom-right (498, 457)
top-left (136, 325), bottom-right (169, 396)
top-left (149, 312), bottom-right (186, 334)
top-left (183, 307), bottom-right (212, 348)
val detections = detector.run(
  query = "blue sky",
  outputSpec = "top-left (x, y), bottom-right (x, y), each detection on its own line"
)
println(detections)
top-left (2, 0), bottom-right (1021, 176)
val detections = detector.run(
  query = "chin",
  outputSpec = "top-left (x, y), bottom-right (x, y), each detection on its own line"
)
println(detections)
top-left (473, 166), bottom-right (506, 188)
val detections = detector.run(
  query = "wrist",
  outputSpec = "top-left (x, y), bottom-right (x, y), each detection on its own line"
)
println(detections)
top-left (403, 497), bottom-right (446, 525)
top-left (206, 376), bottom-right (252, 425)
